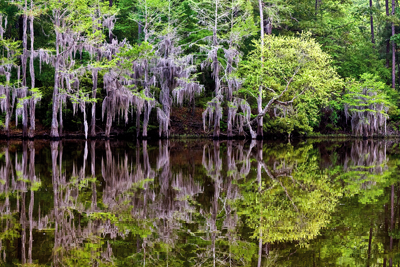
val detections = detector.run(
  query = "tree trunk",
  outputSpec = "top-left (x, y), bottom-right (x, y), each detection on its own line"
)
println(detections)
top-left (90, 69), bottom-right (98, 138)
top-left (227, 108), bottom-right (233, 139)
top-left (257, 0), bottom-right (264, 140)
top-left (142, 102), bottom-right (151, 138)
top-left (367, 226), bottom-right (372, 266)
top-left (50, 18), bottom-right (60, 139)
top-left (22, 0), bottom-right (28, 138)
top-left (370, 0), bottom-right (375, 44)
top-left (390, 184), bottom-right (394, 267)
top-left (386, 0), bottom-right (389, 15)
top-left (21, 192), bottom-right (26, 265)
top-left (257, 140), bottom-right (263, 267)
top-left (105, 107), bottom-right (112, 139)
top-left (28, 15), bottom-right (36, 139)
top-left (213, 115), bottom-right (220, 139)
top-left (138, 22), bottom-right (142, 43)
top-left (59, 97), bottom-right (63, 136)
top-left (28, 141), bottom-right (34, 264)
top-left (212, 0), bottom-right (220, 140)
top-left (392, 0), bottom-right (396, 89)
top-left (136, 109), bottom-right (141, 138)
top-left (4, 89), bottom-right (11, 138)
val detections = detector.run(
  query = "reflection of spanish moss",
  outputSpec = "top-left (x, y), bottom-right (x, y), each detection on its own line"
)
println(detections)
top-left (101, 140), bottom-right (156, 211)
top-left (0, 141), bottom-right (40, 264)
top-left (344, 140), bottom-right (388, 189)
top-left (50, 141), bottom-right (119, 265)
top-left (199, 141), bottom-right (252, 266)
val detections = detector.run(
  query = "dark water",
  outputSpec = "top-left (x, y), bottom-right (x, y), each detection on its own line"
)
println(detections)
top-left (0, 139), bottom-right (398, 266)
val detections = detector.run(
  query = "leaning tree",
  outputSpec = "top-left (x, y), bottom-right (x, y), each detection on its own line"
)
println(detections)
top-left (241, 33), bottom-right (342, 138)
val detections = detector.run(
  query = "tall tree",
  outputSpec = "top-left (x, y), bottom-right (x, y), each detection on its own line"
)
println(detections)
top-left (195, 0), bottom-right (255, 139)
top-left (155, 21), bottom-right (203, 137)
top-left (392, 0), bottom-right (395, 88)
top-left (224, 0), bottom-right (255, 139)
top-left (0, 15), bottom-right (20, 138)
top-left (47, 0), bottom-right (116, 139)
top-left (256, 0), bottom-right (289, 139)
top-left (369, 0), bottom-right (375, 44)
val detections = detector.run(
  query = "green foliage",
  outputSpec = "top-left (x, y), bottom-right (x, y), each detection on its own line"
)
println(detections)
top-left (240, 33), bottom-right (343, 135)
top-left (238, 143), bottom-right (342, 245)
top-left (342, 73), bottom-right (392, 135)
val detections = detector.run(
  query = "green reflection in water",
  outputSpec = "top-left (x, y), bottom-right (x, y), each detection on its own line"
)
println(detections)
top-left (0, 139), bottom-right (399, 266)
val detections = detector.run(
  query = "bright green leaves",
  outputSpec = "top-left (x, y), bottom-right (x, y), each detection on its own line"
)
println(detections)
top-left (238, 142), bottom-right (342, 246)
top-left (241, 33), bottom-right (343, 135)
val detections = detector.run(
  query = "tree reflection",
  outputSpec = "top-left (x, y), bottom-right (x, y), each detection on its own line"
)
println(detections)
top-left (1, 139), bottom-right (400, 266)
top-left (238, 141), bottom-right (343, 265)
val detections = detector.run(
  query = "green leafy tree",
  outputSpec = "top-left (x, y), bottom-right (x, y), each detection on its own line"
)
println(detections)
top-left (240, 33), bottom-right (343, 137)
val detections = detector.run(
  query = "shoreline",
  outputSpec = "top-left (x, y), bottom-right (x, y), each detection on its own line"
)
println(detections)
top-left (1, 132), bottom-right (400, 141)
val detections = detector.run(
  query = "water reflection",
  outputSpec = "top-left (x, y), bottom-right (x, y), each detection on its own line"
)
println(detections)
top-left (0, 139), bottom-right (399, 266)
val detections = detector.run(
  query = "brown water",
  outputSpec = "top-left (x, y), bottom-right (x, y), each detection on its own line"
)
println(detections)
top-left (0, 139), bottom-right (398, 266)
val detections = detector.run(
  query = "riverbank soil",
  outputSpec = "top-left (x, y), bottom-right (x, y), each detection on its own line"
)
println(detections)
top-left (0, 107), bottom-right (208, 139)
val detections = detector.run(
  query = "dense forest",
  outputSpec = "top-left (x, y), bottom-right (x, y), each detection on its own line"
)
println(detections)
top-left (0, 0), bottom-right (399, 139)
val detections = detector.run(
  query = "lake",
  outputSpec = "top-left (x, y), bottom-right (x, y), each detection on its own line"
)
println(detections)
top-left (0, 139), bottom-right (397, 266)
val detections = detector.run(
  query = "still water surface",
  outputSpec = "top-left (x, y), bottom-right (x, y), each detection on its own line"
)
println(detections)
top-left (0, 139), bottom-right (398, 266)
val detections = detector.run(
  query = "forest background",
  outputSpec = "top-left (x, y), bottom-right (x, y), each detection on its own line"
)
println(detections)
top-left (0, 0), bottom-right (399, 140)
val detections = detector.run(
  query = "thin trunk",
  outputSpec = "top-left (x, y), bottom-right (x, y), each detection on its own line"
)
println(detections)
top-left (22, 0), bottom-right (28, 138)
top-left (50, 17), bottom-right (60, 138)
top-left (142, 102), bottom-right (151, 138)
top-left (105, 107), bottom-right (112, 139)
top-left (370, 0), bottom-right (375, 44)
top-left (258, 236), bottom-right (263, 267)
top-left (138, 22), bottom-right (142, 43)
top-left (392, 0), bottom-right (396, 89)
top-left (51, 141), bottom-right (59, 266)
top-left (28, 12), bottom-right (35, 139)
top-left (136, 109), bottom-right (141, 138)
top-left (386, 0), bottom-right (389, 15)
top-left (257, 140), bottom-right (263, 267)
top-left (367, 226), bottom-right (372, 266)
top-left (108, 0), bottom-right (113, 43)
top-left (213, 112), bottom-right (220, 139)
top-left (386, 0), bottom-right (390, 67)
top-left (28, 190), bottom-right (33, 264)
top-left (390, 184), bottom-right (394, 267)
top-left (4, 88), bottom-right (11, 138)
top-left (212, 0), bottom-right (220, 139)
top-left (90, 69), bottom-right (98, 138)
top-left (142, 55), bottom-right (151, 137)
top-left (28, 141), bottom-right (34, 264)
top-left (227, 108), bottom-right (233, 139)
top-left (257, 0), bottom-right (264, 139)
top-left (59, 97), bottom-right (63, 136)
top-left (21, 192), bottom-right (26, 265)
